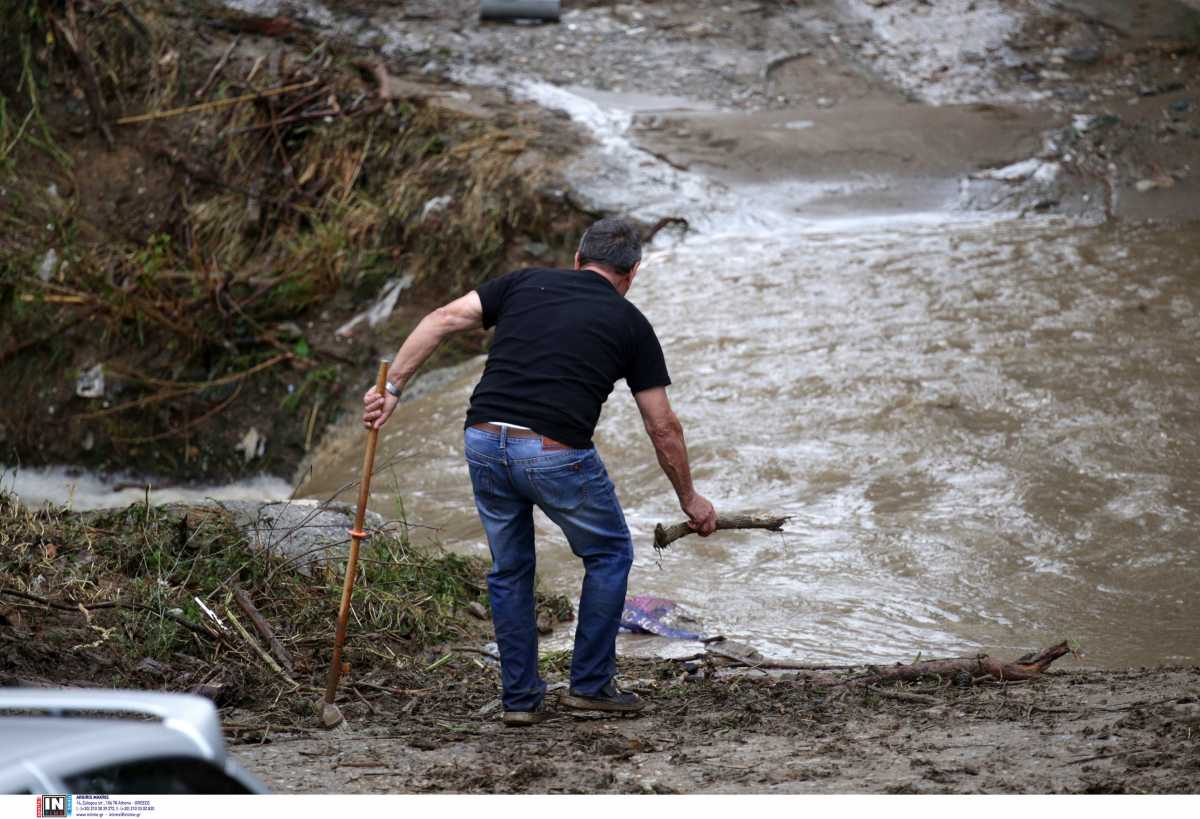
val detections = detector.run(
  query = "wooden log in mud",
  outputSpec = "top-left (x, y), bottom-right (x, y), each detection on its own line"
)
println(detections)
top-left (860, 641), bottom-right (1076, 685)
top-left (684, 640), bottom-right (1077, 689)
top-left (654, 513), bottom-right (788, 549)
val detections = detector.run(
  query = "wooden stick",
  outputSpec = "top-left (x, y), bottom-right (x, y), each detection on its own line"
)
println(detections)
top-left (115, 78), bottom-right (318, 125)
top-left (233, 586), bottom-right (294, 673)
top-left (654, 513), bottom-right (788, 549)
top-left (323, 358), bottom-right (391, 709)
top-left (195, 35), bottom-right (240, 100)
top-left (225, 607), bottom-right (299, 691)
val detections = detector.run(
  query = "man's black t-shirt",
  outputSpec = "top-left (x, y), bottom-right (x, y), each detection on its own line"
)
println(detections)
top-left (464, 267), bottom-right (671, 449)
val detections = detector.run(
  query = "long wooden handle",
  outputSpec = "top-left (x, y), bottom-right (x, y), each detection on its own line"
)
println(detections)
top-left (324, 358), bottom-right (391, 706)
top-left (654, 512), bottom-right (788, 550)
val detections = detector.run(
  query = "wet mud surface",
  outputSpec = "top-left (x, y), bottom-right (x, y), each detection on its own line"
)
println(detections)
top-left (233, 659), bottom-right (1200, 794)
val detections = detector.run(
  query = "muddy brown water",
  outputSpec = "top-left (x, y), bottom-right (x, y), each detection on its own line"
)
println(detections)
top-left (300, 86), bottom-right (1200, 669)
top-left (11, 0), bottom-right (1196, 669)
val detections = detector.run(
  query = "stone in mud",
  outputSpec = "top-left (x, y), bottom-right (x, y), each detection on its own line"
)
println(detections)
top-left (135, 657), bottom-right (168, 679)
top-left (75, 364), bottom-right (105, 399)
top-left (217, 499), bottom-right (386, 572)
top-left (1064, 46), bottom-right (1102, 65)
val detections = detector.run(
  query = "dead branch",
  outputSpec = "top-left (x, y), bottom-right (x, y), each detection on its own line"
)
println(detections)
top-left (858, 641), bottom-right (1075, 685)
top-left (77, 352), bottom-right (291, 420)
top-left (195, 35), bottom-right (240, 100)
top-left (233, 586), bottom-right (294, 673)
top-left (53, 3), bottom-right (114, 149)
top-left (701, 647), bottom-right (845, 672)
top-left (354, 60), bottom-right (401, 101)
top-left (643, 216), bottom-right (689, 244)
top-left (635, 145), bottom-right (689, 171)
top-left (224, 605), bottom-right (299, 689)
top-left (869, 688), bottom-right (939, 705)
top-left (0, 587), bottom-right (217, 642)
top-left (654, 513), bottom-right (789, 549)
top-left (115, 78), bottom-right (318, 126)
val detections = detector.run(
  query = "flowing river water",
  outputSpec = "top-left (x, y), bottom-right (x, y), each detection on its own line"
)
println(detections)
top-left (298, 81), bottom-right (1200, 669)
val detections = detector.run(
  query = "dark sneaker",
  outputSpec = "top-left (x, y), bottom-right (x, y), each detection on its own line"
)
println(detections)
top-left (559, 680), bottom-right (645, 713)
top-left (502, 708), bottom-right (548, 727)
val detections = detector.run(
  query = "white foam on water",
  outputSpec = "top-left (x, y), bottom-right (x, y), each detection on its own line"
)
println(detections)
top-left (0, 466), bottom-right (294, 511)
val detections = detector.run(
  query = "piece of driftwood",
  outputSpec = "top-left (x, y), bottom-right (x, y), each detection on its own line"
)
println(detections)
top-left (233, 586), bottom-right (294, 673)
top-left (654, 513), bottom-right (788, 549)
top-left (859, 641), bottom-right (1075, 685)
top-left (673, 640), bottom-right (1077, 693)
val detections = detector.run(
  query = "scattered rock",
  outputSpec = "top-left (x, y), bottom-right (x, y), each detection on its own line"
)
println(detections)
top-left (220, 499), bottom-right (386, 572)
top-left (74, 364), bottom-right (105, 399)
top-left (467, 601), bottom-right (490, 620)
top-left (1064, 47), bottom-right (1101, 65)
top-left (1168, 98), bottom-right (1194, 115)
top-left (1140, 81), bottom-right (1185, 98)
top-left (188, 679), bottom-right (231, 705)
top-left (135, 657), bottom-right (168, 679)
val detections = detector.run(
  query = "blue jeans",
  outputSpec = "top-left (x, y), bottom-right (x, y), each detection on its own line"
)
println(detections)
top-left (464, 425), bottom-right (634, 712)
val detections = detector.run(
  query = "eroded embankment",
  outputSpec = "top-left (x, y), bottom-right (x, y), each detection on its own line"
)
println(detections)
top-left (0, 0), bottom-right (592, 486)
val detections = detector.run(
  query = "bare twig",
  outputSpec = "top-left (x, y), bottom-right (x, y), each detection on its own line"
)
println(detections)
top-left (195, 36), bottom-right (241, 100)
top-left (53, 3), bottom-right (114, 149)
top-left (0, 587), bottom-right (217, 641)
top-left (115, 78), bottom-right (318, 126)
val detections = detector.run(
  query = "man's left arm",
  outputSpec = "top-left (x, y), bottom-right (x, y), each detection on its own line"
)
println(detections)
top-left (362, 291), bottom-right (484, 429)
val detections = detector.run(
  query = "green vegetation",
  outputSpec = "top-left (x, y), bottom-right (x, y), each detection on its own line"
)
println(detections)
top-left (0, 490), bottom-right (490, 669)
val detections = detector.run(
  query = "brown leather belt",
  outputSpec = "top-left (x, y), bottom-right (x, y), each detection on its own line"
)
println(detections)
top-left (470, 422), bottom-right (572, 450)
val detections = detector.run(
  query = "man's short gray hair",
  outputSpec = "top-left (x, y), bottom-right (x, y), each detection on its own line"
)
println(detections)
top-left (578, 217), bottom-right (642, 275)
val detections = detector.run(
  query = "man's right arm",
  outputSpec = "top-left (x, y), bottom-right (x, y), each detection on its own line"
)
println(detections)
top-left (362, 291), bottom-right (484, 430)
top-left (633, 386), bottom-right (717, 535)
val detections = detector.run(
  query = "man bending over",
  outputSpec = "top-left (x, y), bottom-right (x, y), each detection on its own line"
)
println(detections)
top-left (363, 217), bottom-right (717, 725)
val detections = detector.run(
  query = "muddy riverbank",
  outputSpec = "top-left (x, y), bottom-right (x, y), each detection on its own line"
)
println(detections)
top-left (3, 0), bottom-right (1200, 796)
top-left (3, 493), bottom-right (1197, 795)
top-left (233, 662), bottom-right (1200, 795)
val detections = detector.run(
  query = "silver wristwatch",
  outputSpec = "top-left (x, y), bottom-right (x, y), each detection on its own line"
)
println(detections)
top-left (384, 380), bottom-right (402, 398)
